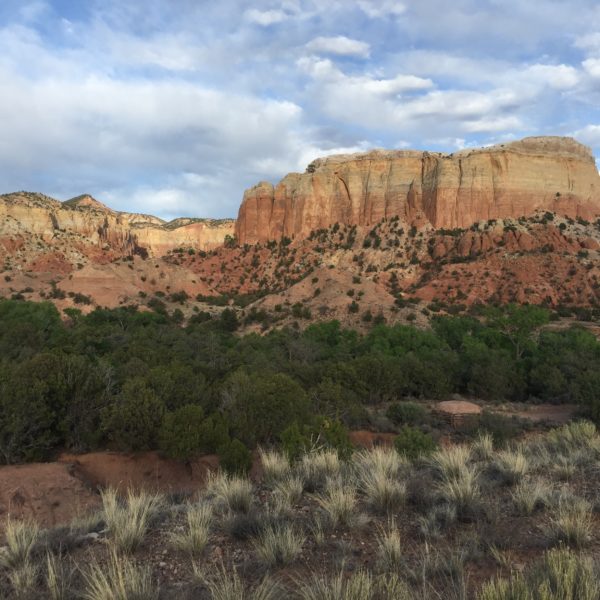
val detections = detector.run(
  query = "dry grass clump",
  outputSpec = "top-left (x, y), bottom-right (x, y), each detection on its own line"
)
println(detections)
top-left (492, 449), bottom-right (529, 485)
top-left (0, 516), bottom-right (40, 597)
top-left (545, 493), bottom-right (593, 548)
top-left (376, 522), bottom-right (402, 570)
top-left (205, 471), bottom-right (254, 514)
top-left (81, 549), bottom-right (158, 600)
top-left (354, 447), bottom-right (406, 514)
top-left (46, 552), bottom-right (73, 600)
top-left (429, 445), bottom-right (472, 481)
top-left (511, 478), bottom-right (551, 515)
top-left (169, 502), bottom-right (212, 557)
top-left (315, 482), bottom-right (360, 528)
top-left (259, 448), bottom-right (291, 484)
top-left (271, 475), bottom-right (304, 513)
top-left (295, 569), bottom-right (411, 600)
top-left (478, 547), bottom-right (599, 600)
top-left (196, 562), bottom-right (280, 599)
top-left (436, 466), bottom-right (481, 519)
top-left (0, 516), bottom-right (39, 570)
top-left (253, 523), bottom-right (305, 567)
top-left (551, 453), bottom-right (577, 481)
top-left (299, 449), bottom-right (342, 492)
top-left (101, 488), bottom-right (163, 553)
top-left (418, 504), bottom-right (457, 539)
top-left (472, 433), bottom-right (495, 462)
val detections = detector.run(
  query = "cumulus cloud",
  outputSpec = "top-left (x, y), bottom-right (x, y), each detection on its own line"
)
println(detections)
top-left (357, 1), bottom-right (406, 18)
top-left (244, 8), bottom-right (289, 26)
top-left (306, 36), bottom-right (370, 58)
top-left (0, 0), bottom-right (599, 217)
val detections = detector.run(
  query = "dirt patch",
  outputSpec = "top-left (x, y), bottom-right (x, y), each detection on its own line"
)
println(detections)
top-left (0, 462), bottom-right (98, 530)
top-left (348, 430), bottom-right (397, 448)
top-left (58, 451), bottom-right (220, 495)
top-left (498, 404), bottom-right (578, 424)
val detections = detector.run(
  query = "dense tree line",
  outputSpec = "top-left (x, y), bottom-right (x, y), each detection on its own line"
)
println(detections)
top-left (0, 299), bottom-right (599, 466)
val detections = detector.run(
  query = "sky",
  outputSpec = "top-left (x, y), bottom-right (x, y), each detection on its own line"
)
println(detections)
top-left (1, 0), bottom-right (599, 220)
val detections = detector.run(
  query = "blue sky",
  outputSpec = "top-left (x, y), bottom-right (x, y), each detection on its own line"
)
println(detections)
top-left (1, 0), bottom-right (599, 220)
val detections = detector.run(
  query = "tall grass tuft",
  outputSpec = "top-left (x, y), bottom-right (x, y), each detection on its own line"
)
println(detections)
top-left (436, 467), bottom-right (480, 519)
top-left (259, 448), bottom-right (291, 484)
top-left (429, 445), bottom-right (472, 481)
top-left (46, 552), bottom-right (72, 600)
top-left (205, 471), bottom-right (254, 514)
top-left (81, 549), bottom-right (159, 600)
top-left (169, 502), bottom-right (212, 557)
top-left (195, 562), bottom-right (280, 600)
top-left (545, 494), bottom-right (593, 548)
top-left (472, 433), bottom-right (495, 462)
top-left (511, 479), bottom-right (551, 515)
top-left (376, 522), bottom-right (403, 570)
top-left (101, 488), bottom-right (163, 553)
top-left (295, 569), bottom-right (411, 600)
top-left (492, 449), bottom-right (529, 485)
top-left (271, 475), bottom-right (304, 513)
top-left (315, 483), bottom-right (359, 528)
top-left (0, 516), bottom-right (39, 569)
top-left (354, 447), bottom-right (406, 514)
top-left (298, 450), bottom-right (342, 492)
top-left (253, 523), bottom-right (305, 567)
top-left (478, 547), bottom-right (599, 600)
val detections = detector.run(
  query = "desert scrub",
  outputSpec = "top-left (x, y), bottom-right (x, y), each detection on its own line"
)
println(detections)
top-left (195, 562), bottom-right (280, 599)
top-left (376, 522), bottom-right (403, 570)
top-left (315, 483), bottom-right (359, 528)
top-left (205, 471), bottom-right (254, 514)
top-left (429, 445), bottom-right (472, 481)
top-left (101, 488), bottom-right (163, 553)
top-left (545, 494), bottom-right (593, 547)
top-left (0, 516), bottom-right (39, 569)
top-left (478, 547), bottom-right (599, 600)
top-left (259, 448), bottom-right (291, 484)
top-left (436, 466), bottom-right (481, 520)
top-left (271, 475), bottom-right (304, 513)
top-left (253, 523), bottom-right (305, 567)
top-left (491, 448), bottom-right (529, 485)
top-left (471, 432), bottom-right (494, 462)
top-left (511, 478), bottom-right (551, 515)
top-left (354, 446), bottom-right (404, 479)
top-left (355, 467), bottom-right (406, 515)
top-left (45, 552), bottom-right (72, 600)
top-left (169, 502), bottom-right (212, 557)
top-left (298, 449), bottom-right (342, 492)
top-left (294, 569), bottom-right (411, 600)
top-left (81, 549), bottom-right (159, 600)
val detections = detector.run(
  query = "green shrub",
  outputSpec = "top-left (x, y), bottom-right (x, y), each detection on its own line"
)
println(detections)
top-left (219, 439), bottom-right (252, 475)
top-left (386, 401), bottom-right (427, 426)
top-left (394, 426), bottom-right (437, 459)
top-left (159, 405), bottom-right (206, 460)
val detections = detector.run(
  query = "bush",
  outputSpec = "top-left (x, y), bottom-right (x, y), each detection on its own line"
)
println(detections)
top-left (159, 405), bottom-right (206, 460)
top-left (218, 439), bottom-right (252, 475)
top-left (103, 379), bottom-right (165, 451)
top-left (394, 426), bottom-right (437, 459)
top-left (386, 401), bottom-right (427, 426)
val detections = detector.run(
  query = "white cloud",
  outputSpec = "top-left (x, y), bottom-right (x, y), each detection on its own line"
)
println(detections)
top-left (306, 36), bottom-right (370, 58)
top-left (244, 8), bottom-right (289, 26)
top-left (583, 58), bottom-right (600, 79)
top-left (357, 1), bottom-right (406, 18)
top-left (573, 124), bottom-right (600, 147)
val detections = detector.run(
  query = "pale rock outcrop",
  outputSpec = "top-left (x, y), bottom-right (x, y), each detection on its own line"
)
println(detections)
top-left (236, 137), bottom-right (600, 244)
top-left (0, 192), bottom-right (235, 257)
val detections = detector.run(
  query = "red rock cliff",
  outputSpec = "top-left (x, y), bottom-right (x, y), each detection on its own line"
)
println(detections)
top-left (235, 136), bottom-right (600, 244)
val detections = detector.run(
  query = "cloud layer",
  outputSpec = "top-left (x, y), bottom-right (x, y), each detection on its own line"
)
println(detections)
top-left (0, 0), bottom-right (599, 219)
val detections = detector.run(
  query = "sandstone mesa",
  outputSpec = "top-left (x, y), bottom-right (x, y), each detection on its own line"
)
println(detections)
top-left (235, 136), bottom-right (600, 244)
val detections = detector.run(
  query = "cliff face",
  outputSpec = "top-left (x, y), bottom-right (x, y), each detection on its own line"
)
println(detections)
top-left (0, 193), bottom-right (235, 257)
top-left (235, 137), bottom-right (600, 244)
